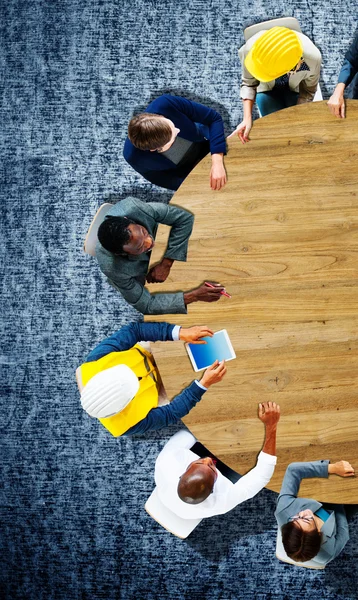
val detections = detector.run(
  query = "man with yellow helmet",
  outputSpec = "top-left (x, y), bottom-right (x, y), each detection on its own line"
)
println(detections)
top-left (230, 26), bottom-right (321, 143)
top-left (77, 321), bottom-right (227, 437)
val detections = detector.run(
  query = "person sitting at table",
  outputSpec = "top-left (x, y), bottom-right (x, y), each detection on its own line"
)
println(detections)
top-left (275, 459), bottom-right (356, 565)
top-left (77, 321), bottom-right (227, 437)
top-left (328, 30), bottom-right (358, 118)
top-left (96, 197), bottom-right (225, 315)
top-left (230, 26), bottom-right (321, 143)
top-left (123, 94), bottom-right (227, 191)
top-left (154, 402), bottom-right (280, 518)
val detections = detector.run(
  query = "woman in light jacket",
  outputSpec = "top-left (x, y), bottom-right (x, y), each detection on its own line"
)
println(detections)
top-left (275, 459), bottom-right (356, 566)
top-left (230, 26), bottom-right (322, 143)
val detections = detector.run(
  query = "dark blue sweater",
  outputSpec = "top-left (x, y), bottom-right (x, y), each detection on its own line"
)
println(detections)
top-left (123, 94), bottom-right (226, 190)
top-left (338, 32), bottom-right (358, 87)
top-left (84, 322), bottom-right (205, 436)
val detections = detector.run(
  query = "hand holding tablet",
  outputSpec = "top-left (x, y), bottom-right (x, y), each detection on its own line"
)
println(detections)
top-left (200, 360), bottom-right (227, 387)
top-left (186, 329), bottom-right (236, 372)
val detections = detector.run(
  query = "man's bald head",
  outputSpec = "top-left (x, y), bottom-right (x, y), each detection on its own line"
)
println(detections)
top-left (177, 457), bottom-right (218, 505)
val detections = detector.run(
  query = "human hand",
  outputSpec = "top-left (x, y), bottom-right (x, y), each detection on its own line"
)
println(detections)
top-left (210, 154), bottom-right (227, 191)
top-left (258, 401), bottom-right (281, 427)
top-left (179, 326), bottom-right (214, 344)
top-left (146, 258), bottom-right (173, 284)
top-left (327, 84), bottom-right (346, 118)
top-left (184, 283), bottom-right (225, 305)
top-left (200, 359), bottom-right (227, 388)
top-left (228, 119), bottom-right (252, 144)
top-left (329, 460), bottom-right (355, 477)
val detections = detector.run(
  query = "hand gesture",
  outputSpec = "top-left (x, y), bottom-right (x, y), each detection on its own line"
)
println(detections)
top-left (210, 162), bottom-right (227, 191)
top-left (228, 119), bottom-right (252, 144)
top-left (258, 401), bottom-right (280, 427)
top-left (192, 283), bottom-right (225, 303)
top-left (200, 360), bottom-right (227, 388)
top-left (146, 259), bottom-right (172, 284)
top-left (331, 460), bottom-right (355, 477)
top-left (327, 85), bottom-right (345, 118)
top-left (180, 326), bottom-right (214, 344)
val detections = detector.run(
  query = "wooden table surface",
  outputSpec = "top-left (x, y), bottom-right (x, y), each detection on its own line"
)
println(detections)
top-left (145, 101), bottom-right (358, 503)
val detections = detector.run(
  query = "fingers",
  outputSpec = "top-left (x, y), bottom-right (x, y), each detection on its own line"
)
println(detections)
top-left (342, 460), bottom-right (355, 476)
top-left (146, 270), bottom-right (154, 283)
top-left (210, 173), bottom-right (227, 191)
top-left (258, 401), bottom-right (281, 420)
top-left (341, 102), bottom-right (345, 119)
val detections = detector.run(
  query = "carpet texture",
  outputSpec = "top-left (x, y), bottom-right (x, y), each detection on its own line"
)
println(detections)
top-left (1, 1), bottom-right (357, 599)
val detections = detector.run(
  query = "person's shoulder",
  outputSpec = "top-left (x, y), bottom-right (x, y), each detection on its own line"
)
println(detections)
top-left (239, 29), bottom-right (266, 54)
top-left (123, 135), bottom-right (141, 160)
top-left (147, 94), bottom-right (184, 115)
top-left (106, 197), bottom-right (140, 216)
top-left (298, 32), bottom-right (321, 61)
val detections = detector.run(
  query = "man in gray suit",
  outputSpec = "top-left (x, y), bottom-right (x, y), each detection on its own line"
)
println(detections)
top-left (96, 198), bottom-right (225, 315)
top-left (275, 459), bottom-right (355, 566)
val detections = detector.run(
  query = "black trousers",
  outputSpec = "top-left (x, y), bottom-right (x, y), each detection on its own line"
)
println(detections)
top-left (190, 441), bottom-right (241, 484)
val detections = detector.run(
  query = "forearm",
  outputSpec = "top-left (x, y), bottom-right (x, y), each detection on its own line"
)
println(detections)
top-left (124, 381), bottom-right (205, 435)
top-left (84, 322), bottom-right (177, 362)
top-left (211, 153), bottom-right (224, 166)
top-left (243, 99), bottom-right (254, 120)
top-left (183, 290), bottom-right (199, 306)
top-left (262, 424), bottom-right (277, 456)
top-left (337, 58), bottom-right (357, 88)
top-left (111, 278), bottom-right (187, 314)
top-left (161, 207), bottom-right (194, 262)
top-left (226, 452), bottom-right (276, 511)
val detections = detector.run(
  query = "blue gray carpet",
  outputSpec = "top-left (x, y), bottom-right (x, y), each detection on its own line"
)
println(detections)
top-left (1, 1), bottom-right (357, 599)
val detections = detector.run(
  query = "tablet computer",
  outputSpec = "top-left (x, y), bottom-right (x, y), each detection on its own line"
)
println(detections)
top-left (185, 329), bottom-right (236, 372)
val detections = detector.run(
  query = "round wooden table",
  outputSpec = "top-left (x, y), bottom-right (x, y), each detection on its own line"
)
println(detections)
top-left (146, 100), bottom-right (358, 503)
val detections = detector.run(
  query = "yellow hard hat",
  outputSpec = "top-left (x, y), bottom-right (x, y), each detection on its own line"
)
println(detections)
top-left (244, 27), bottom-right (303, 82)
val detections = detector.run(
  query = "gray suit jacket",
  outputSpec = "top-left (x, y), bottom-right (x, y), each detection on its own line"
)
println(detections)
top-left (275, 461), bottom-right (350, 565)
top-left (95, 198), bottom-right (194, 315)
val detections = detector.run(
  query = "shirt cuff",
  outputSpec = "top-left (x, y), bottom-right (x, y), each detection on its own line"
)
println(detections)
top-left (172, 325), bottom-right (181, 341)
top-left (194, 380), bottom-right (207, 391)
top-left (258, 451), bottom-right (277, 466)
top-left (240, 85), bottom-right (257, 101)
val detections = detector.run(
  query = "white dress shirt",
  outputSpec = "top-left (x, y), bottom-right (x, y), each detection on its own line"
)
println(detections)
top-left (155, 430), bottom-right (277, 519)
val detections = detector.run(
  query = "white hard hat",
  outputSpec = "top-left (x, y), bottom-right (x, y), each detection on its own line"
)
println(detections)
top-left (80, 364), bottom-right (140, 418)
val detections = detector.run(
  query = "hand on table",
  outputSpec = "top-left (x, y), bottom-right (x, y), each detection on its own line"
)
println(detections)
top-left (146, 258), bottom-right (173, 283)
top-left (179, 326), bottom-right (214, 344)
top-left (228, 119), bottom-right (252, 144)
top-left (210, 154), bottom-right (227, 191)
top-left (184, 283), bottom-right (226, 305)
top-left (329, 460), bottom-right (355, 477)
top-left (200, 360), bottom-right (227, 388)
top-left (258, 401), bottom-right (281, 427)
top-left (327, 84), bottom-right (346, 118)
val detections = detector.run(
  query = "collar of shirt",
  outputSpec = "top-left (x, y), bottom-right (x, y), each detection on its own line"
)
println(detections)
top-left (155, 447), bottom-right (233, 519)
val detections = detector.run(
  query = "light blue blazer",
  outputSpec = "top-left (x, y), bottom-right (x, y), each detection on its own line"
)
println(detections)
top-left (275, 461), bottom-right (350, 565)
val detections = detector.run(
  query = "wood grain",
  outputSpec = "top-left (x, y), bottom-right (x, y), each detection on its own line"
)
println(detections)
top-left (145, 101), bottom-right (358, 503)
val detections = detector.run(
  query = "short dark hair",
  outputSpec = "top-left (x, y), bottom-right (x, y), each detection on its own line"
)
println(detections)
top-left (97, 215), bottom-right (134, 254)
top-left (128, 113), bottom-right (172, 151)
top-left (281, 521), bottom-right (322, 562)
top-left (177, 470), bottom-right (214, 505)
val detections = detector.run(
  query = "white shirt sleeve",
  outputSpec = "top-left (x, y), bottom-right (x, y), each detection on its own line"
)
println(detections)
top-left (157, 429), bottom-right (196, 457)
top-left (171, 325), bottom-right (181, 341)
top-left (223, 451), bottom-right (277, 512)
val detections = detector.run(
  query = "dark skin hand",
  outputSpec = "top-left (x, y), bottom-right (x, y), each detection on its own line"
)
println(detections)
top-left (146, 257), bottom-right (174, 284)
top-left (183, 282), bottom-right (225, 306)
top-left (258, 401), bottom-right (281, 457)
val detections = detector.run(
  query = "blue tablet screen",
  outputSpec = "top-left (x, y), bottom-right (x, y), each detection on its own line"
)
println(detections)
top-left (187, 331), bottom-right (235, 370)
